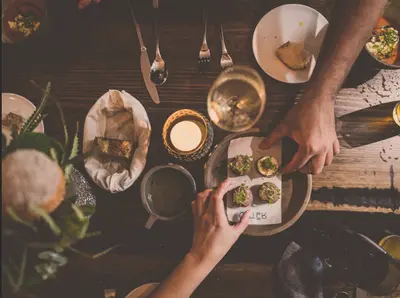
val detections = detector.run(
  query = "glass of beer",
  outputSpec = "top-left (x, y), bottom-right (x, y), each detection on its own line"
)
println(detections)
top-left (207, 66), bottom-right (266, 132)
top-left (393, 101), bottom-right (400, 126)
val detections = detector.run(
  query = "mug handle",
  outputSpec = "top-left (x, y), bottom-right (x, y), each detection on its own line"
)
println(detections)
top-left (145, 214), bottom-right (157, 229)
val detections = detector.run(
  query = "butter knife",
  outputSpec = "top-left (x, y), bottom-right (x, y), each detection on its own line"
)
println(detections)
top-left (128, 0), bottom-right (160, 104)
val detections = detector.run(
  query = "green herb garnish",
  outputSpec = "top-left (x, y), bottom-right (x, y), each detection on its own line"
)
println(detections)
top-left (234, 184), bottom-right (250, 206)
top-left (229, 155), bottom-right (252, 175)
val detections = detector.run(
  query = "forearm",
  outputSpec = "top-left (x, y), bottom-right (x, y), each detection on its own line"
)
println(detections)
top-left (148, 253), bottom-right (216, 298)
top-left (307, 0), bottom-right (388, 100)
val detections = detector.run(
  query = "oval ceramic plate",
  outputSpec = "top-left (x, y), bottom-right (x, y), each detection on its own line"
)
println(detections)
top-left (1, 93), bottom-right (45, 144)
top-left (252, 4), bottom-right (329, 83)
top-left (204, 129), bottom-right (312, 237)
top-left (126, 283), bottom-right (159, 298)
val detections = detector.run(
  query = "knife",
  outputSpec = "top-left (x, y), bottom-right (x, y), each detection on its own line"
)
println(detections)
top-left (128, 0), bottom-right (160, 104)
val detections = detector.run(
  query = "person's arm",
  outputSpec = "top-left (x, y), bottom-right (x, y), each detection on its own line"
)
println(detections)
top-left (148, 181), bottom-right (250, 298)
top-left (78, 0), bottom-right (101, 10)
top-left (261, 0), bottom-right (388, 175)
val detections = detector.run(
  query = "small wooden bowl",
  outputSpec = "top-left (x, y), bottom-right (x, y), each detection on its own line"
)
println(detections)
top-left (204, 129), bottom-right (312, 236)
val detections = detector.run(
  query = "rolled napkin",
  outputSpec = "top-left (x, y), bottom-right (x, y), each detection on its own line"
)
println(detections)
top-left (83, 90), bottom-right (151, 193)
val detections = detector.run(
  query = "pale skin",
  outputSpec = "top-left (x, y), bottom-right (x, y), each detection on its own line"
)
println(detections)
top-left (77, 0), bottom-right (101, 10)
top-left (260, 0), bottom-right (388, 175)
top-left (148, 180), bottom-right (250, 298)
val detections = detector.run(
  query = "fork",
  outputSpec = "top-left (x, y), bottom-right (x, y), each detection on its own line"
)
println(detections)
top-left (198, 10), bottom-right (211, 71)
top-left (220, 25), bottom-right (233, 69)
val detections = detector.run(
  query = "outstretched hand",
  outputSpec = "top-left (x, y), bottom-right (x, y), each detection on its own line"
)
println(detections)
top-left (260, 92), bottom-right (340, 175)
top-left (189, 180), bottom-right (250, 266)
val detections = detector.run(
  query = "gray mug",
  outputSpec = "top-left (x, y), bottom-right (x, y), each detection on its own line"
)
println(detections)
top-left (140, 164), bottom-right (197, 229)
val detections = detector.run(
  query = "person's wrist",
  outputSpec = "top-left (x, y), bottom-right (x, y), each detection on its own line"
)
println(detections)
top-left (302, 85), bottom-right (335, 105)
top-left (185, 250), bottom-right (220, 270)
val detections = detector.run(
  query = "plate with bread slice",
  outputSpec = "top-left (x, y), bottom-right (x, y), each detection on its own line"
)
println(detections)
top-left (252, 4), bottom-right (329, 83)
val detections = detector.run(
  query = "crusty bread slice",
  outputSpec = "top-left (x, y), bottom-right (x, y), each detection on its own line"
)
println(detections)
top-left (276, 41), bottom-right (312, 70)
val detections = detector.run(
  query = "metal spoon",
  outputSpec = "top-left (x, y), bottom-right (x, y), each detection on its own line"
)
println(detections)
top-left (150, 0), bottom-right (168, 85)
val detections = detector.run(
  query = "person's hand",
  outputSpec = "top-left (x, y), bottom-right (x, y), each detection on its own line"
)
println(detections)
top-left (188, 180), bottom-right (250, 266)
top-left (78, 0), bottom-right (101, 10)
top-left (260, 92), bottom-right (340, 175)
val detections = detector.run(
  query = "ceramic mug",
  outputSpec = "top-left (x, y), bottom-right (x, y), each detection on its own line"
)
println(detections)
top-left (140, 164), bottom-right (196, 229)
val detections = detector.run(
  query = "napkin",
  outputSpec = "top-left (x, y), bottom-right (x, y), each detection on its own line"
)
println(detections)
top-left (83, 90), bottom-right (151, 193)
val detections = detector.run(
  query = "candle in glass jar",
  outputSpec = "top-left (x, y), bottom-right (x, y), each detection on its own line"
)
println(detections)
top-left (170, 121), bottom-right (202, 152)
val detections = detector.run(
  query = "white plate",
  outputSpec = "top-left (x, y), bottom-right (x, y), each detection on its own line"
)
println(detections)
top-left (125, 283), bottom-right (159, 298)
top-left (2, 93), bottom-right (45, 143)
top-left (252, 4), bottom-right (329, 83)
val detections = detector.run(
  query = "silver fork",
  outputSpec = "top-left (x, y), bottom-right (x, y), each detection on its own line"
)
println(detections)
top-left (198, 10), bottom-right (211, 70)
top-left (220, 25), bottom-right (233, 69)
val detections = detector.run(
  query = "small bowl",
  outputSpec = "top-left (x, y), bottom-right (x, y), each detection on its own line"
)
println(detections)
top-left (2, 0), bottom-right (47, 44)
top-left (162, 109), bottom-right (214, 162)
top-left (363, 1), bottom-right (400, 69)
top-left (140, 164), bottom-right (197, 229)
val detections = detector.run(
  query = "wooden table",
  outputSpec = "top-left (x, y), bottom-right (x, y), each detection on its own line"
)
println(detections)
top-left (2, 0), bottom-right (399, 297)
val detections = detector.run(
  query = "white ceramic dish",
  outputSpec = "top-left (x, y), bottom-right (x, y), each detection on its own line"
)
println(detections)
top-left (252, 4), bottom-right (329, 83)
top-left (2, 93), bottom-right (45, 144)
top-left (126, 283), bottom-right (159, 298)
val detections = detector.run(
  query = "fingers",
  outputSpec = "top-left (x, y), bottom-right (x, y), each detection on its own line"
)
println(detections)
top-left (325, 149), bottom-right (334, 166)
top-left (78, 0), bottom-right (101, 10)
top-left (78, 0), bottom-right (92, 9)
top-left (212, 180), bottom-right (230, 200)
top-left (333, 139), bottom-right (340, 156)
top-left (281, 147), bottom-right (312, 174)
top-left (259, 124), bottom-right (288, 149)
top-left (195, 189), bottom-right (213, 217)
top-left (234, 209), bottom-right (250, 234)
top-left (208, 180), bottom-right (230, 216)
top-left (300, 152), bottom-right (326, 175)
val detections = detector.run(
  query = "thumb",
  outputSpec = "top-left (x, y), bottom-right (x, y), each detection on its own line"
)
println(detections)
top-left (234, 210), bottom-right (250, 234)
top-left (259, 124), bottom-right (287, 149)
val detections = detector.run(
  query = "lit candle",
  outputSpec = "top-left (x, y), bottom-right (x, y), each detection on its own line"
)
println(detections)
top-left (170, 121), bottom-right (202, 152)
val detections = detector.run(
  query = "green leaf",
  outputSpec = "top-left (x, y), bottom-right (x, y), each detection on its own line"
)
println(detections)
top-left (20, 82), bottom-right (51, 134)
top-left (64, 164), bottom-right (73, 183)
top-left (77, 220), bottom-right (89, 239)
top-left (3, 265), bottom-right (18, 292)
top-left (70, 204), bottom-right (85, 222)
top-left (49, 147), bottom-right (59, 163)
top-left (5, 132), bottom-right (64, 161)
top-left (16, 247), bottom-right (27, 288)
top-left (29, 205), bottom-right (61, 236)
top-left (29, 80), bottom-right (69, 162)
top-left (5, 207), bottom-right (37, 232)
top-left (69, 122), bottom-right (79, 161)
top-left (77, 205), bottom-right (96, 217)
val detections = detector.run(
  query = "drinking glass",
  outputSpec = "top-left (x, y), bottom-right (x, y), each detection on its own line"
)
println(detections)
top-left (207, 65), bottom-right (266, 132)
